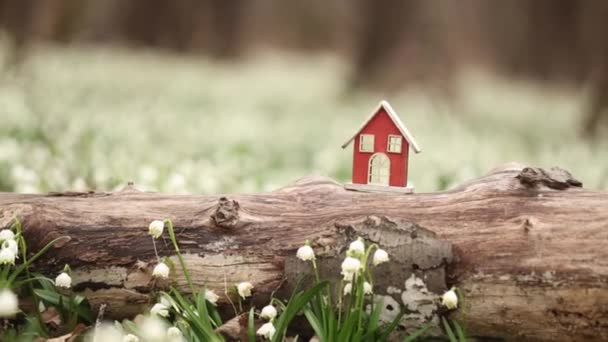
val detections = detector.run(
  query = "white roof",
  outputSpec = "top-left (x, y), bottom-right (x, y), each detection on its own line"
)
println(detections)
top-left (341, 100), bottom-right (421, 153)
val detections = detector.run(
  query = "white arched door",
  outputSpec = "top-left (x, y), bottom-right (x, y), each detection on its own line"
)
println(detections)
top-left (368, 153), bottom-right (390, 185)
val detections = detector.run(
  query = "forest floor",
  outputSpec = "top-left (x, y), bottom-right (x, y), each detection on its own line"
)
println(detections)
top-left (1, 44), bottom-right (606, 194)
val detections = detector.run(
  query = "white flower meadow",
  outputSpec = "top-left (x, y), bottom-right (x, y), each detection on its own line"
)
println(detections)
top-left (0, 229), bottom-right (15, 242)
top-left (150, 303), bottom-right (169, 317)
top-left (296, 245), bottom-right (315, 261)
top-left (260, 304), bottom-right (278, 320)
top-left (257, 321), bottom-right (276, 340)
top-left (204, 289), bottom-right (219, 305)
top-left (148, 220), bottom-right (164, 239)
top-left (55, 272), bottom-right (72, 288)
top-left (153, 262), bottom-right (170, 278)
top-left (348, 238), bottom-right (365, 257)
top-left (237, 282), bottom-right (254, 299)
top-left (441, 288), bottom-right (458, 309)
top-left (372, 249), bottom-right (389, 266)
top-left (0, 247), bottom-right (16, 265)
top-left (0, 289), bottom-right (19, 317)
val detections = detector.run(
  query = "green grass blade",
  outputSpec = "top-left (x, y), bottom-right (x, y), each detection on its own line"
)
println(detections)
top-left (403, 321), bottom-right (433, 342)
top-left (248, 307), bottom-right (256, 342)
top-left (453, 320), bottom-right (467, 342)
top-left (442, 317), bottom-right (458, 342)
top-left (304, 307), bottom-right (326, 341)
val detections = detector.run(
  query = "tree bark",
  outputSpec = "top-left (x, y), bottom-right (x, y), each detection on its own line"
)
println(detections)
top-left (0, 164), bottom-right (606, 341)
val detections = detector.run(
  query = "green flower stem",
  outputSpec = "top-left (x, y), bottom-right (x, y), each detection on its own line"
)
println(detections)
top-left (165, 219), bottom-right (197, 295)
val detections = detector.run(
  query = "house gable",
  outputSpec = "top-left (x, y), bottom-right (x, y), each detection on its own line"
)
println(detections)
top-left (341, 100), bottom-right (421, 153)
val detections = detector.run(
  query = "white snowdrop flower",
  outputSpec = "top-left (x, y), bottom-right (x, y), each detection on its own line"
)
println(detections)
top-left (296, 245), bottom-right (315, 261)
top-left (152, 262), bottom-right (170, 279)
top-left (0, 247), bottom-right (16, 265)
top-left (342, 271), bottom-right (354, 282)
top-left (256, 322), bottom-right (276, 340)
top-left (348, 238), bottom-right (365, 257)
top-left (0, 289), bottom-right (19, 317)
top-left (441, 288), bottom-right (458, 309)
top-left (237, 282), bottom-right (254, 299)
top-left (0, 229), bottom-right (15, 242)
top-left (123, 334), bottom-right (139, 342)
top-left (139, 315), bottom-right (169, 341)
top-left (38, 301), bottom-right (46, 313)
top-left (260, 304), bottom-right (277, 320)
top-left (91, 323), bottom-right (124, 342)
top-left (204, 289), bottom-right (219, 305)
top-left (148, 220), bottom-right (164, 239)
top-left (341, 257), bottom-right (361, 281)
top-left (167, 326), bottom-right (182, 338)
top-left (363, 282), bottom-right (373, 295)
top-left (55, 272), bottom-right (72, 288)
top-left (343, 283), bottom-right (352, 295)
top-left (3, 239), bottom-right (18, 255)
top-left (373, 249), bottom-right (389, 266)
top-left (150, 303), bottom-right (169, 317)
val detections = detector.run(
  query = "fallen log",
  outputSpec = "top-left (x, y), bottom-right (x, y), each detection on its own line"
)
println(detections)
top-left (0, 163), bottom-right (606, 341)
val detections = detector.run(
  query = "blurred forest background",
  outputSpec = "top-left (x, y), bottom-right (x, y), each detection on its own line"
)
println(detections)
top-left (0, 0), bottom-right (607, 193)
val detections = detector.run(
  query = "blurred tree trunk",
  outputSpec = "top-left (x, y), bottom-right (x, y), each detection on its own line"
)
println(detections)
top-left (350, 0), bottom-right (415, 89)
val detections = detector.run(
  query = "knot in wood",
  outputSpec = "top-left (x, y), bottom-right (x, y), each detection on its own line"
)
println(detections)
top-left (517, 167), bottom-right (582, 190)
top-left (212, 197), bottom-right (240, 229)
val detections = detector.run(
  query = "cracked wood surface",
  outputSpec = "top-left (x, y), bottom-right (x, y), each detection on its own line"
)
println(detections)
top-left (0, 164), bottom-right (606, 341)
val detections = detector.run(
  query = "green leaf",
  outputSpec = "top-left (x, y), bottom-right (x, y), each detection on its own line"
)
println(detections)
top-left (248, 307), bottom-right (256, 342)
top-left (442, 317), bottom-right (458, 342)
top-left (304, 307), bottom-right (326, 341)
top-left (377, 310), bottom-right (405, 342)
top-left (453, 320), bottom-right (467, 342)
top-left (272, 281), bottom-right (328, 342)
top-left (403, 322), bottom-right (433, 342)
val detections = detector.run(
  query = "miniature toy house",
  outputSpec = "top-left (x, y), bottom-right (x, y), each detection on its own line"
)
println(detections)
top-left (342, 100), bottom-right (421, 193)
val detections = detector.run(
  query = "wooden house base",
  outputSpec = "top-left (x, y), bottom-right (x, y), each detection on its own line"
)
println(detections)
top-left (344, 183), bottom-right (414, 194)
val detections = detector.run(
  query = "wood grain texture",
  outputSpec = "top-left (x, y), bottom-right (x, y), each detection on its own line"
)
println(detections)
top-left (0, 164), bottom-right (606, 341)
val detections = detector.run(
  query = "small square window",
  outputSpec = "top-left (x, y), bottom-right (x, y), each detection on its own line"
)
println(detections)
top-left (359, 134), bottom-right (375, 152)
top-left (387, 135), bottom-right (402, 153)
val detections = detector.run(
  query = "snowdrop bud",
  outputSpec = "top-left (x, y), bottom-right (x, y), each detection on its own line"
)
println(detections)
top-left (148, 220), bottom-right (164, 239)
top-left (348, 238), bottom-right (365, 257)
top-left (3, 239), bottom-right (18, 255)
top-left (363, 282), bottom-right (373, 295)
top-left (167, 327), bottom-right (182, 338)
top-left (123, 334), bottom-right (140, 342)
top-left (0, 289), bottom-right (18, 317)
top-left (256, 322), bottom-right (276, 340)
top-left (441, 288), bottom-right (458, 309)
top-left (152, 262), bottom-right (170, 279)
top-left (260, 304), bottom-right (277, 320)
top-left (237, 282), bottom-right (254, 299)
top-left (204, 289), bottom-right (219, 305)
top-left (0, 229), bottom-right (14, 242)
top-left (296, 245), bottom-right (315, 261)
top-left (0, 247), bottom-right (16, 265)
top-left (341, 257), bottom-right (361, 280)
top-left (343, 283), bottom-right (352, 295)
top-left (150, 303), bottom-right (169, 317)
top-left (373, 249), bottom-right (389, 266)
top-left (38, 301), bottom-right (46, 313)
top-left (55, 272), bottom-right (72, 288)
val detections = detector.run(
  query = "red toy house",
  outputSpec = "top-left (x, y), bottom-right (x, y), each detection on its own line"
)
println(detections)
top-left (342, 100), bottom-right (421, 193)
